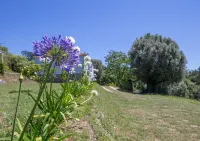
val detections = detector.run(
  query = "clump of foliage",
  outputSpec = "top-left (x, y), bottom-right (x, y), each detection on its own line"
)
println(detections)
top-left (129, 33), bottom-right (187, 93)
top-left (4, 53), bottom-right (27, 72)
top-left (22, 62), bottom-right (42, 79)
top-left (0, 46), bottom-right (30, 73)
top-left (0, 46), bottom-right (8, 53)
top-left (187, 67), bottom-right (200, 85)
top-left (104, 50), bottom-right (133, 91)
top-left (167, 79), bottom-right (200, 99)
top-left (21, 50), bottom-right (34, 61)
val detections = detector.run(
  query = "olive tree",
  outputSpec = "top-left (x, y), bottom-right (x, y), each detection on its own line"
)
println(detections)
top-left (129, 33), bottom-right (187, 93)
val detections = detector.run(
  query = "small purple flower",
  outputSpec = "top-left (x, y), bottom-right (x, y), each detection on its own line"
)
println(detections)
top-left (33, 35), bottom-right (80, 72)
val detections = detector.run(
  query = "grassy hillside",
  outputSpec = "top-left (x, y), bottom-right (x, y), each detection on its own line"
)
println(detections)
top-left (0, 82), bottom-right (200, 141)
top-left (76, 84), bottom-right (200, 141)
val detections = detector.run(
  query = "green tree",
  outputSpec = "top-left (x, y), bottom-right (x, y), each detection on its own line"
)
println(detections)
top-left (21, 50), bottom-right (34, 61)
top-left (129, 33), bottom-right (187, 93)
top-left (4, 54), bottom-right (27, 72)
top-left (0, 46), bottom-right (8, 53)
top-left (187, 67), bottom-right (200, 85)
top-left (105, 50), bottom-right (132, 90)
top-left (91, 59), bottom-right (103, 83)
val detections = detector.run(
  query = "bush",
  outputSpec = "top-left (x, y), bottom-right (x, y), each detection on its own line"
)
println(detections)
top-left (132, 80), bottom-right (146, 93)
top-left (99, 71), bottom-right (114, 85)
top-left (168, 81), bottom-right (189, 97)
top-left (167, 79), bottom-right (199, 99)
top-left (4, 53), bottom-right (27, 72)
top-left (22, 62), bottom-right (42, 79)
top-left (119, 79), bottom-right (133, 92)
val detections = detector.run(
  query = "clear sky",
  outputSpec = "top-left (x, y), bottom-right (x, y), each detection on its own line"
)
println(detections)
top-left (0, 0), bottom-right (199, 69)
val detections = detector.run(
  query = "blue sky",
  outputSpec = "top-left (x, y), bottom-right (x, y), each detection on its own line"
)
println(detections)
top-left (0, 0), bottom-right (200, 69)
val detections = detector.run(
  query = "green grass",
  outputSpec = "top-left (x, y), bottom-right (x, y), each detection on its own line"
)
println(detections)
top-left (0, 81), bottom-right (61, 137)
top-left (1, 82), bottom-right (200, 141)
top-left (79, 84), bottom-right (200, 141)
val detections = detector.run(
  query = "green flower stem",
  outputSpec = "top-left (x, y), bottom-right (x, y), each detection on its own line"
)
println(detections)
top-left (11, 80), bottom-right (22, 141)
top-left (80, 94), bottom-right (93, 105)
top-left (18, 60), bottom-right (54, 141)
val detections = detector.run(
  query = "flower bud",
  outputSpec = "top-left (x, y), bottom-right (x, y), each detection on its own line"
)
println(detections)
top-left (91, 90), bottom-right (99, 96)
top-left (19, 73), bottom-right (24, 81)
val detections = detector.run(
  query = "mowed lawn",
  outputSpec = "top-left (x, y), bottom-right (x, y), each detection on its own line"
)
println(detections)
top-left (1, 82), bottom-right (200, 141)
top-left (81, 84), bottom-right (200, 141)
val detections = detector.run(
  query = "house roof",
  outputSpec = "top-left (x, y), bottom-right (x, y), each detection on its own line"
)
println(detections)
top-left (79, 52), bottom-right (89, 56)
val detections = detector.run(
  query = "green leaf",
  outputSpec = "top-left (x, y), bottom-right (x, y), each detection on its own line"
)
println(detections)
top-left (16, 118), bottom-right (23, 132)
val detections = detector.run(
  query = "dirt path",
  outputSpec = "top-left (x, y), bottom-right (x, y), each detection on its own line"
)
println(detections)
top-left (109, 86), bottom-right (119, 91)
top-left (102, 86), bottom-right (113, 93)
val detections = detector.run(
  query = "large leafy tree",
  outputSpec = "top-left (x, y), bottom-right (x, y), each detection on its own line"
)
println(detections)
top-left (187, 67), bottom-right (200, 85)
top-left (129, 33), bottom-right (187, 93)
top-left (21, 50), bottom-right (34, 61)
top-left (0, 46), bottom-right (8, 53)
top-left (91, 59), bottom-right (103, 83)
top-left (4, 53), bottom-right (27, 72)
top-left (105, 50), bottom-right (132, 90)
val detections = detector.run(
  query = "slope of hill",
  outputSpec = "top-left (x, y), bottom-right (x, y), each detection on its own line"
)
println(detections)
top-left (72, 84), bottom-right (200, 141)
top-left (0, 83), bottom-right (200, 141)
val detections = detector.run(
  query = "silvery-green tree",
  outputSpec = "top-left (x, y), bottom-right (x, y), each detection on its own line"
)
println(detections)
top-left (129, 33), bottom-right (187, 93)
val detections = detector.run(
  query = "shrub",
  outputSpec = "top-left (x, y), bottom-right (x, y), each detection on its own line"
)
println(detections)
top-left (167, 79), bottom-right (199, 99)
top-left (132, 80), bottom-right (146, 93)
top-left (4, 54), bottom-right (27, 72)
top-left (168, 81), bottom-right (189, 97)
top-left (22, 62), bottom-right (42, 79)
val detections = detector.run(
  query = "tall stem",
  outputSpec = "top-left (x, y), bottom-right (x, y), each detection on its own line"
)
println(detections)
top-left (81, 94), bottom-right (93, 105)
top-left (18, 60), bottom-right (54, 141)
top-left (11, 80), bottom-right (22, 141)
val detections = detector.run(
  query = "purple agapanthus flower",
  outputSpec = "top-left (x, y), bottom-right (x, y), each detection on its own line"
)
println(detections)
top-left (33, 35), bottom-right (80, 72)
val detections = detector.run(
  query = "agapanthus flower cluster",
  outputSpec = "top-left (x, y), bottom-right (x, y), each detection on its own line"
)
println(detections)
top-left (84, 55), bottom-right (92, 73)
top-left (91, 90), bottom-right (99, 96)
top-left (33, 35), bottom-right (80, 72)
top-left (84, 55), bottom-right (95, 81)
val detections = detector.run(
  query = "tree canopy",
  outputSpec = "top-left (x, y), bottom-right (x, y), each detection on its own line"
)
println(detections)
top-left (129, 33), bottom-right (187, 93)
top-left (21, 50), bottom-right (34, 61)
top-left (0, 46), bottom-right (8, 53)
top-left (105, 50), bottom-right (133, 90)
